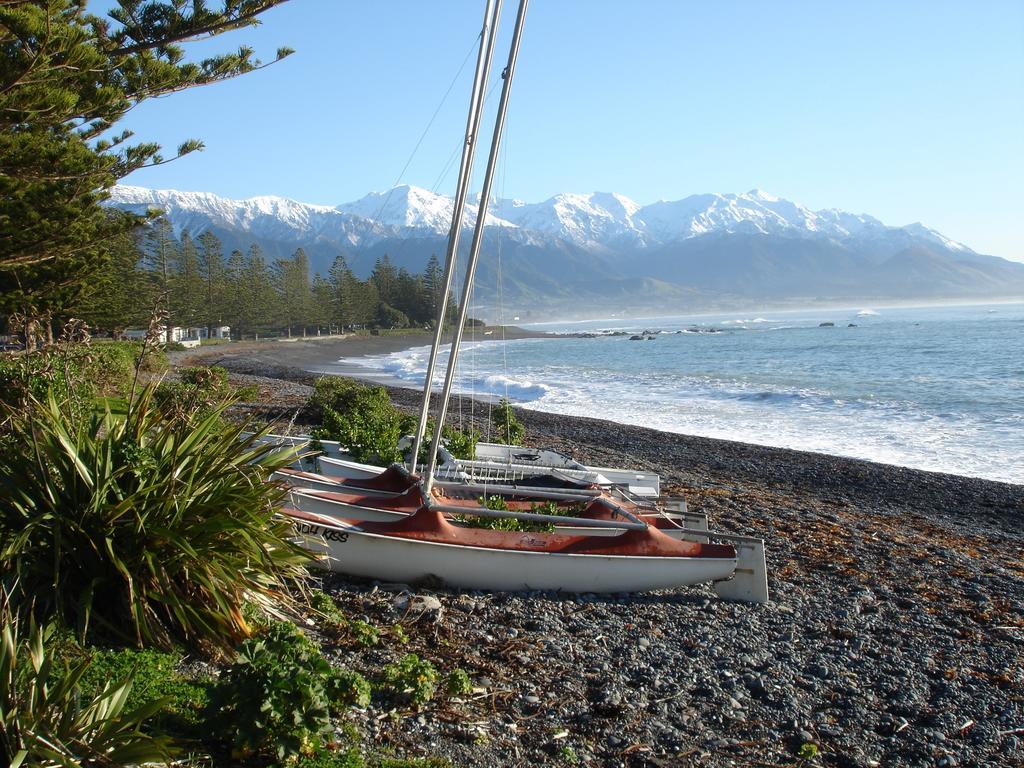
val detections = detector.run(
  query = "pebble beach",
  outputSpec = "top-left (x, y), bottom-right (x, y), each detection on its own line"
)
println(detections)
top-left (186, 336), bottom-right (1024, 767)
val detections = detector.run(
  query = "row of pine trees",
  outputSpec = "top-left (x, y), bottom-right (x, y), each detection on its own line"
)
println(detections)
top-left (77, 220), bottom-right (454, 340)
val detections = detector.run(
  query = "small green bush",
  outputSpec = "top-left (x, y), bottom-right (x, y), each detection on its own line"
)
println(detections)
top-left (0, 616), bottom-right (173, 767)
top-left (390, 624), bottom-right (409, 644)
top-left (443, 669), bottom-right (473, 698)
top-left (310, 378), bottom-right (405, 464)
top-left (350, 619), bottom-right (380, 649)
top-left (406, 418), bottom-right (478, 465)
top-left (382, 654), bottom-right (438, 707)
top-left (454, 496), bottom-right (580, 533)
top-left (309, 590), bottom-right (347, 629)
top-left (557, 745), bottom-right (580, 764)
top-left (0, 341), bottom-right (162, 431)
top-left (236, 383), bottom-right (260, 401)
top-left (77, 646), bottom-right (208, 730)
top-left (298, 745), bottom-right (364, 768)
top-left (441, 424), bottom-right (478, 460)
top-left (491, 398), bottom-right (525, 446)
top-left (153, 365), bottom-right (237, 424)
top-left (329, 670), bottom-right (372, 709)
top-left (374, 757), bottom-right (451, 768)
top-left (798, 742), bottom-right (819, 760)
top-left (212, 621), bottom-right (336, 762)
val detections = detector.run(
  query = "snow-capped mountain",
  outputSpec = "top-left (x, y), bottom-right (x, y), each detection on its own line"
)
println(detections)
top-left (109, 184), bottom-right (974, 256)
top-left (492, 192), bottom-right (648, 250)
top-left (106, 184), bottom-right (1023, 310)
top-left (337, 185), bottom-right (512, 232)
top-left (112, 185), bottom-right (389, 249)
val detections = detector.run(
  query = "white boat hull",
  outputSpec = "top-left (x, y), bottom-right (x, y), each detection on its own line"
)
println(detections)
top-left (316, 455), bottom-right (392, 480)
top-left (291, 516), bottom-right (737, 593)
top-left (314, 444), bottom-right (660, 496)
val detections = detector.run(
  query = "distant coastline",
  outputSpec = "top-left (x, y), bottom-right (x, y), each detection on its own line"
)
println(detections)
top-left (177, 326), bottom-right (553, 390)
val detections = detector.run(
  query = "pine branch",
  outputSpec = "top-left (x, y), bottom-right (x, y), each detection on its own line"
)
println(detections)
top-left (105, 0), bottom-right (292, 57)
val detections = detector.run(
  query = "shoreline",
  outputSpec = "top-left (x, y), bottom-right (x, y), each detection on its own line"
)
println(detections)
top-left (178, 327), bottom-right (550, 391)
top-left (188, 332), bottom-right (1024, 490)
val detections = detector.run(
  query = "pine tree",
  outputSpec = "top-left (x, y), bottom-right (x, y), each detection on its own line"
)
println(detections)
top-left (197, 230), bottom-right (226, 336)
top-left (310, 272), bottom-right (332, 333)
top-left (370, 254), bottom-right (398, 307)
top-left (356, 279), bottom-right (381, 328)
top-left (328, 255), bottom-right (369, 331)
top-left (395, 267), bottom-right (427, 326)
top-left (77, 227), bottom-right (149, 335)
top-left (423, 253), bottom-right (444, 324)
top-left (140, 218), bottom-right (179, 341)
top-left (274, 247), bottom-right (311, 337)
top-left (241, 244), bottom-right (275, 338)
top-left (0, 0), bottom-right (292, 338)
top-left (223, 248), bottom-right (246, 338)
top-left (175, 231), bottom-right (204, 332)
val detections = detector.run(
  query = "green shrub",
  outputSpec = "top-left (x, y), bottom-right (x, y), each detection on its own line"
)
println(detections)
top-left (310, 378), bottom-right (404, 464)
top-left (350, 619), bottom-right (380, 649)
top-left (0, 615), bottom-right (173, 767)
top-left (236, 383), bottom-right (260, 401)
top-left (382, 654), bottom-right (438, 707)
top-left (491, 398), bottom-right (525, 446)
top-left (405, 418), bottom-right (478, 465)
top-left (390, 624), bottom-right (409, 644)
top-left (0, 386), bottom-right (311, 653)
top-left (212, 621), bottom-right (336, 762)
top-left (77, 646), bottom-right (208, 731)
top-left (0, 341), bottom-right (162, 430)
top-left (374, 757), bottom-right (450, 768)
top-left (454, 496), bottom-right (579, 533)
top-left (309, 590), bottom-right (347, 629)
top-left (443, 668), bottom-right (473, 698)
top-left (558, 745), bottom-right (580, 764)
top-left (329, 670), bottom-right (372, 709)
top-left (441, 424), bottom-right (478, 460)
top-left (798, 742), bottom-right (819, 760)
top-left (153, 365), bottom-right (238, 425)
top-left (298, 745), bottom-right (364, 768)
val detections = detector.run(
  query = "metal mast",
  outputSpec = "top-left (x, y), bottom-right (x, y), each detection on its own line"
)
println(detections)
top-left (424, 0), bottom-right (530, 493)
top-left (411, 0), bottom-right (501, 473)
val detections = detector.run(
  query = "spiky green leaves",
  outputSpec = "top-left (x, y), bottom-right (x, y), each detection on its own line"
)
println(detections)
top-left (0, 613), bottom-right (174, 768)
top-left (0, 384), bottom-right (311, 654)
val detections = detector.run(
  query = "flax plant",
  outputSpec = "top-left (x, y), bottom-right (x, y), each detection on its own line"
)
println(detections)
top-left (0, 606), bottom-right (173, 767)
top-left (0, 385), bottom-right (311, 655)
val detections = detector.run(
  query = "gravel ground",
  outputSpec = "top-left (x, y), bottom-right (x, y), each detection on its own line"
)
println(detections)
top-left (215, 358), bottom-right (1023, 768)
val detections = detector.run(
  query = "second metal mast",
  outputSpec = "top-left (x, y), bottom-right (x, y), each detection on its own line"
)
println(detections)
top-left (410, 0), bottom-right (501, 473)
top-left (424, 0), bottom-right (530, 493)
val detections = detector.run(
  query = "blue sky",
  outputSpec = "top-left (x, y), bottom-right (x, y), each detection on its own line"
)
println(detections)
top-left (112, 1), bottom-right (1023, 261)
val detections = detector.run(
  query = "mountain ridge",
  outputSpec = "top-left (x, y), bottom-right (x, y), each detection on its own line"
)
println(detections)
top-left (107, 185), bottom-right (1024, 314)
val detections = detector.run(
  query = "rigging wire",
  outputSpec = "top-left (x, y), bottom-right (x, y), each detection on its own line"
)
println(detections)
top-left (370, 36), bottom-right (481, 225)
top-left (430, 78), bottom-right (504, 195)
top-left (497, 105), bottom-right (512, 441)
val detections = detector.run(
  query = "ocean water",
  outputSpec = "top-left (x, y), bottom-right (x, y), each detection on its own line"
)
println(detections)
top-left (331, 303), bottom-right (1024, 485)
